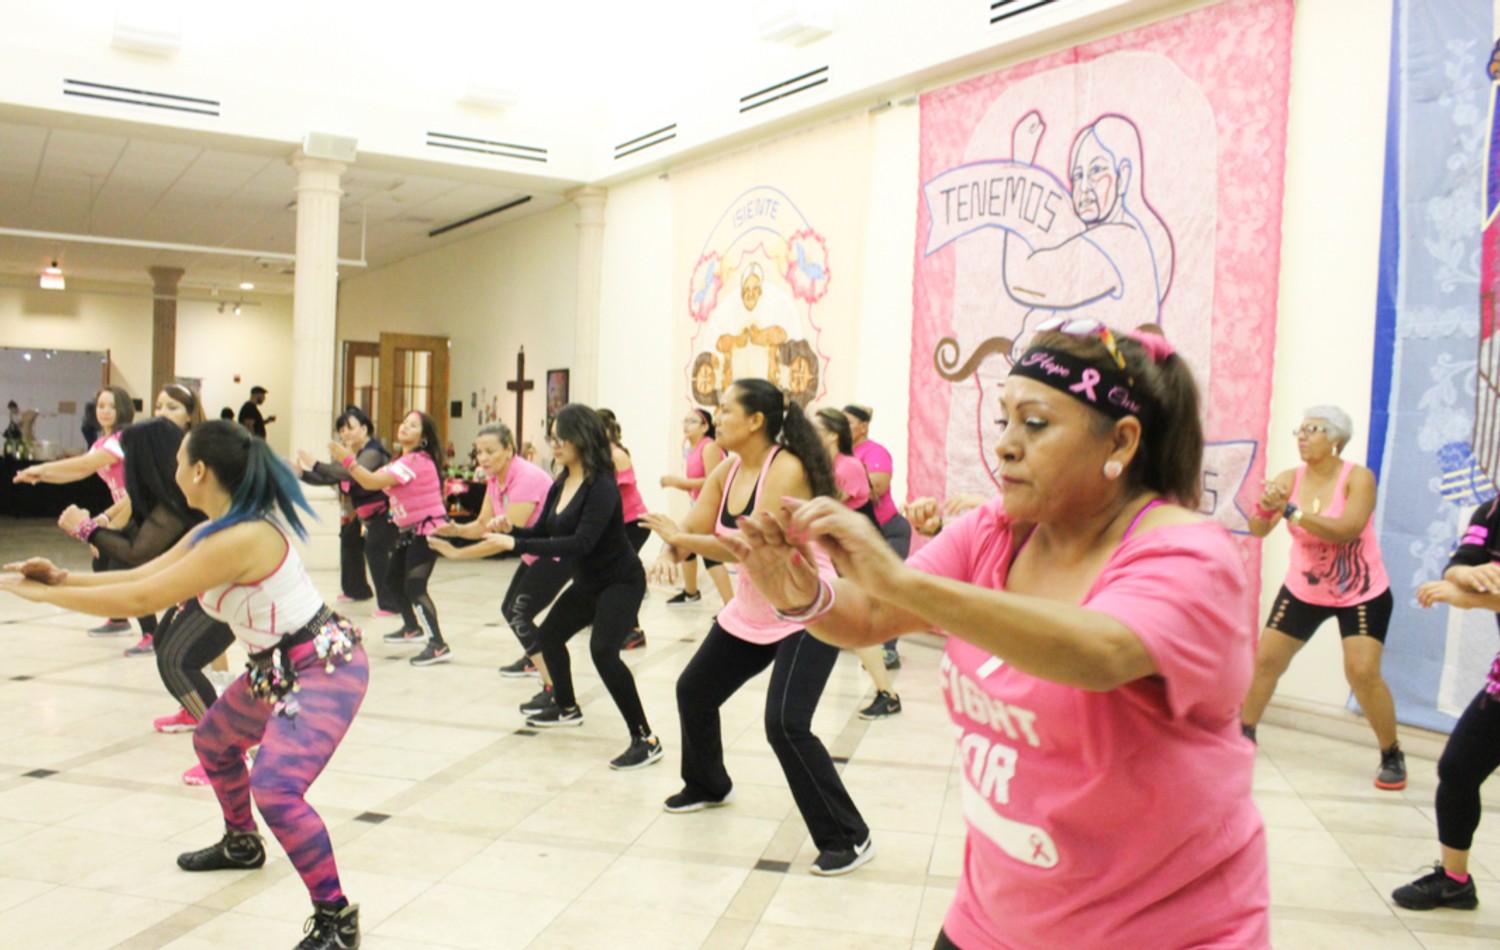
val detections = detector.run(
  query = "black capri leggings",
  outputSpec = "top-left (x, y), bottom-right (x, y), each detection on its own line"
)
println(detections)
top-left (155, 599), bottom-right (236, 721)
top-left (501, 558), bottom-right (573, 656)
top-left (1436, 688), bottom-right (1500, 852)
top-left (537, 573), bottom-right (651, 736)
top-left (386, 532), bottom-right (444, 648)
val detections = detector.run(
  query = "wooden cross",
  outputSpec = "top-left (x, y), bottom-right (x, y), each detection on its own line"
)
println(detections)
top-left (506, 346), bottom-right (535, 447)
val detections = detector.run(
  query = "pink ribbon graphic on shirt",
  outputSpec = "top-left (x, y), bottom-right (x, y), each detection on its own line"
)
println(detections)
top-left (1068, 368), bottom-right (1101, 402)
top-left (1030, 834), bottom-right (1050, 862)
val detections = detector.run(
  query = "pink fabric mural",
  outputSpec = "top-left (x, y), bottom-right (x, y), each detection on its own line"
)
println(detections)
top-left (910, 0), bottom-right (1293, 575)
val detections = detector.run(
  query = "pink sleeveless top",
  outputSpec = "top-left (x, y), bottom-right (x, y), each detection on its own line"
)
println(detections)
top-left (685, 437), bottom-right (714, 501)
top-left (1285, 461), bottom-right (1390, 607)
top-left (92, 432), bottom-right (126, 503)
top-left (714, 447), bottom-right (836, 645)
top-left (616, 462), bottom-right (648, 523)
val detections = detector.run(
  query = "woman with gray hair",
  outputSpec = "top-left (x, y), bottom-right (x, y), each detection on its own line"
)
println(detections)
top-left (1242, 405), bottom-right (1405, 790)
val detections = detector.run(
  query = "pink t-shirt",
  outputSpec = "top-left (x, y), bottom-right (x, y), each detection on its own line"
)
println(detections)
top-left (685, 437), bottom-right (717, 502)
top-left (853, 439), bottom-right (897, 525)
top-left (910, 497), bottom-right (1268, 950)
top-left (832, 453), bottom-right (870, 511)
top-left (381, 452), bottom-right (447, 534)
top-left (616, 463), bottom-right (648, 523)
top-left (488, 456), bottom-right (554, 565)
top-left (1285, 461), bottom-right (1391, 607)
top-left (92, 432), bottom-right (126, 503)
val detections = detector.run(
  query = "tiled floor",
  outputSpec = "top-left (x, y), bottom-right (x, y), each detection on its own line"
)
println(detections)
top-left (0, 520), bottom-right (1498, 948)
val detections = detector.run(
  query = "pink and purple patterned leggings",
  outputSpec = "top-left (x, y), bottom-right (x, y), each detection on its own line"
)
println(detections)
top-left (192, 646), bottom-right (369, 903)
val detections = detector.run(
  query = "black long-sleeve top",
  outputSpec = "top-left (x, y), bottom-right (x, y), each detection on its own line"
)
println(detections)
top-left (91, 505), bottom-right (203, 567)
top-left (299, 439), bottom-right (391, 515)
top-left (510, 474), bottom-right (642, 588)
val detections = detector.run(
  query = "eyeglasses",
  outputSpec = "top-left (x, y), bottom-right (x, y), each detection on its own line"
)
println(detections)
top-left (1292, 424), bottom-right (1327, 438)
top-left (1033, 316), bottom-right (1128, 374)
top-left (546, 435), bottom-right (562, 447)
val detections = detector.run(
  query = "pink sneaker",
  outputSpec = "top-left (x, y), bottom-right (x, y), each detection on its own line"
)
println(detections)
top-left (373, 609), bottom-right (398, 618)
top-left (182, 763), bottom-right (210, 786)
top-left (154, 708), bottom-right (198, 734)
top-left (124, 635), bottom-right (154, 657)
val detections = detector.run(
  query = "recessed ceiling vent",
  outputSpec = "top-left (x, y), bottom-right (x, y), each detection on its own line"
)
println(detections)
top-left (990, 0), bottom-right (1060, 26)
top-left (740, 66), bottom-right (829, 114)
top-left (428, 195), bottom-right (533, 238)
top-left (63, 78), bottom-right (219, 117)
top-left (425, 131), bottom-right (547, 163)
top-left (615, 124), bottom-right (678, 161)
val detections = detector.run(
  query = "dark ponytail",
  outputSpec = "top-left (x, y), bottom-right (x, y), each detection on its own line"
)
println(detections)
top-left (730, 378), bottom-right (835, 499)
top-left (814, 408), bottom-right (854, 456)
top-left (187, 420), bottom-right (315, 542)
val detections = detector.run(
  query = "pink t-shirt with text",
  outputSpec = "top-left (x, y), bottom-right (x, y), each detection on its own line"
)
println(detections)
top-left (92, 432), bottom-right (127, 503)
top-left (381, 452), bottom-right (447, 534)
top-left (488, 455), bottom-right (554, 565)
top-left (910, 497), bottom-right (1268, 950)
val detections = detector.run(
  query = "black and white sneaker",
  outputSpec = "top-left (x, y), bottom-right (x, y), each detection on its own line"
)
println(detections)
top-left (526, 704), bottom-right (583, 728)
top-left (519, 686), bottom-right (556, 716)
top-left (1376, 743), bottom-right (1408, 790)
top-left (663, 786), bottom-right (736, 813)
top-left (810, 834), bottom-right (874, 876)
top-left (499, 656), bottom-right (538, 678)
top-left (382, 627), bottom-right (426, 644)
top-left (858, 691), bottom-right (902, 720)
top-left (297, 900), bottom-right (361, 950)
top-left (666, 591), bottom-right (701, 607)
top-left (410, 643), bottom-right (452, 666)
top-left (1392, 864), bottom-right (1479, 910)
top-left (610, 734), bottom-right (664, 770)
top-left (177, 830), bottom-right (267, 872)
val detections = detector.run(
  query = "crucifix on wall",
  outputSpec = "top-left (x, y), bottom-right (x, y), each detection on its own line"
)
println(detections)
top-left (507, 346), bottom-right (535, 447)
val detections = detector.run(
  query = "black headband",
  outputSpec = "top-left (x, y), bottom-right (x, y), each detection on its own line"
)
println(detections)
top-left (842, 405), bottom-right (871, 422)
top-left (1009, 347), bottom-right (1144, 420)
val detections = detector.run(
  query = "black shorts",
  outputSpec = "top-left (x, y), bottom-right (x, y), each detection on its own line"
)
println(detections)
top-left (685, 552), bottom-right (721, 570)
top-left (1265, 586), bottom-right (1393, 643)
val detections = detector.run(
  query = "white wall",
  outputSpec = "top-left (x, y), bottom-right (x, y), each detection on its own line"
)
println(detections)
top-left (335, 202), bottom-right (580, 458)
top-left (0, 283), bottom-right (295, 455)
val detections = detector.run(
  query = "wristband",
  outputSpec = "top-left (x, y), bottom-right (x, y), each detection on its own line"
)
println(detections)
top-left (75, 518), bottom-right (99, 542)
top-left (1252, 503), bottom-right (1277, 520)
top-left (339, 455), bottom-right (357, 470)
top-left (772, 577), bottom-right (836, 626)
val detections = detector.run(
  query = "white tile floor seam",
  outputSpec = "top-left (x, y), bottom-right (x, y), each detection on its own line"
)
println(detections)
top-left (0, 521), bottom-right (1498, 948)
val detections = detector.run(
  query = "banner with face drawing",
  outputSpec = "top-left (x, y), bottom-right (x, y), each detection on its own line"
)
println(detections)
top-left (909, 0), bottom-right (1293, 573)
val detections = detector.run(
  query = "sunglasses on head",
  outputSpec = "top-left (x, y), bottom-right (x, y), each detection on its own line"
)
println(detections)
top-left (1033, 316), bottom-right (1128, 375)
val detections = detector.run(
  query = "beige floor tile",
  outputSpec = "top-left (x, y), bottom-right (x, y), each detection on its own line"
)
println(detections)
top-left (759, 875), bottom-right (925, 938)
top-left (332, 823), bottom-right (492, 881)
top-left (373, 881), bottom-right (566, 949)
top-left (446, 838), bottom-right (615, 900)
top-left (1269, 863), bottom-right (1393, 915)
top-left (529, 899), bottom-right (719, 949)
top-left (582, 854), bottom-right (751, 917)
top-left (0, 884), bottom-right (184, 948)
top-left (744, 920), bottom-right (914, 949)
top-left (1270, 915), bottom-right (1425, 949)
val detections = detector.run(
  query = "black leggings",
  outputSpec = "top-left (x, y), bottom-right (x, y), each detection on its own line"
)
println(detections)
top-left (933, 930), bottom-right (962, 950)
top-left (93, 551), bottom-right (157, 634)
top-left (501, 558), bottom-right (572, 655)
top-left (537, 574), bottom-right (650, 736)
top-left (1436, 688), bottom-right (1500, 851)
top-left (155, 599), bottom-right (236, 720)
top-left (387, 533), bottom-right (443, 647)
top-left (677, 623), bottom-right (869, 853)
top-left (360, 513), bottom-right (400, 612)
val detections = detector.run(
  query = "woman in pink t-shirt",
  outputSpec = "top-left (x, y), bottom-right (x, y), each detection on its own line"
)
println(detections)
top-left (1241, 406), bottom-right (1404, 790)
top-left (599, 408), bottom-right (650, 650)
top-left (726, 322), bottom-right (1268, 949)
top-left (335, 411), bottom-right (450, 667)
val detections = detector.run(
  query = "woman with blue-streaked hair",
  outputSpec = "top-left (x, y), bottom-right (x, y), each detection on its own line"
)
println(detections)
top-left (2, 419), bottom-right (368, 949)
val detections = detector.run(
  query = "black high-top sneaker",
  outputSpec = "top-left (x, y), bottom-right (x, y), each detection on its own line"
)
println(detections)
top-left (297, 901), bottom-right (361, 949)
top-left (176, 830), bottom-right (266, 871)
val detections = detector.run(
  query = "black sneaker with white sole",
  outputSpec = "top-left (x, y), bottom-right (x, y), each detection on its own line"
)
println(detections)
top-left (858, 691), bottom-right (902, 720)
top-left (381, 627), bottom-right (426, 644)
top-left (519, 686), bottom-right (556, 716)
top-left (177, 830), bottom-right (267, 871)
top-left (666, 591), bottom-right (701, 607)
top-left (663, 786), bottom-right (736, 813)
top-left (410, 643), bottom-right (452, 666)
top-left (296, 900), bottom-right (361, 950)
top-left (810, 834), bottom-right (874, 876)
top-left (526, 704), bottom-right (583, 728)
top-left (610, 734), bottom-right (664, 770)
top-left (1392, 864), bottom-right (1479, 910)
top-left (499, 656), bottom-right (538, 678)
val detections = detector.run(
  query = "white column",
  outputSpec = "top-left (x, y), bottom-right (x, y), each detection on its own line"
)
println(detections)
top-left (289, 153), bottom-right (345, 571)
top-left (568, 186), bottom-right (607, 406)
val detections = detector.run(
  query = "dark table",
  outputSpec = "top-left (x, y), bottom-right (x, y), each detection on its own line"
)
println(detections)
top-left (1, 458), bottom-right (113, 519)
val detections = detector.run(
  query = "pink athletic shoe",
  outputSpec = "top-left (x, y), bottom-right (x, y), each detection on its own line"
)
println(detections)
top-left (182, 763), bottom-right (210, 786)
top-left (373, 609), bottom-right (398, 618)
top-left (154, 708), bottom-right (198, 734)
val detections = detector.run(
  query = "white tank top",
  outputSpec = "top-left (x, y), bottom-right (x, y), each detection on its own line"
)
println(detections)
top-left (198, 520), bottom-right (324, 651)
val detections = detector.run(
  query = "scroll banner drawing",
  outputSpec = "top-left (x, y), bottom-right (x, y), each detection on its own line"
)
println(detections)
top-left (909, 0), bottom-right (1293, 601)
top-left (1371, 0), bottom-right (1500, 732)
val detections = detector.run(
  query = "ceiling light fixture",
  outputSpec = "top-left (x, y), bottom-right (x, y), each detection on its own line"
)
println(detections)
top-left (233, 303), bottom-right (242, 315)
top-left (239, 281), bottom-right (254, 290)
top-left (39, 261), bottom-right (65, 291)
top-left (755, 0), bottom-right (833, 45)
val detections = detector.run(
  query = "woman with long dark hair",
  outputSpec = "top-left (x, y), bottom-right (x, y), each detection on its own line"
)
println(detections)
top-left (598, 407), bottom-right (649, 650)
top-left (3, 419), bottom-right (368, 949)
top-left (483, 404), bottom-right (661, 769)
top-left (644, 379), bottom-right (874, 876)
top-left (334, 410), bottom-right (450, 666)
top-left (295, 406), bottom-right (398, 615)
top-left (13, 385), bottom-right (137, 635)
top-left (660, 407), bottom-right (733, 606)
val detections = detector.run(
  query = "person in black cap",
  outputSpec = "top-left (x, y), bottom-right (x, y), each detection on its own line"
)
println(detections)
top-left (238, 386), bottom-right (276, 439)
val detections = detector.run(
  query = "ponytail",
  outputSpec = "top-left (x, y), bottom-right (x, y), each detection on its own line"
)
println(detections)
top-left (187, 420), bottom-right (316, 543)
top-left (729, 378), bottom-right (835, 499)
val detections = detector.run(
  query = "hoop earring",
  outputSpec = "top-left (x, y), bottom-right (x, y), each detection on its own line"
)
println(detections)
top-left (1103, 460), bottom-right (1123, 481)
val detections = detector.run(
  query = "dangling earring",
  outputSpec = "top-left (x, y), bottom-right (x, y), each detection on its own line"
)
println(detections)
top-left (1103, 460), bottom-right (1123, 481)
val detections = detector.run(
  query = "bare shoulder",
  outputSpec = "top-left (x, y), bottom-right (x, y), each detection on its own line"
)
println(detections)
top-left (1270, 467), bottom-right (1297, 489)
top-left (1133, 499), bottom-right (1208, 535)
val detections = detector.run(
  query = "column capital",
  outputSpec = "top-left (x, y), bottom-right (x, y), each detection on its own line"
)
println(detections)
top-left (148, 266), bottom-right (184, 292)
top-left (290, 153), bottom-right (347, 193)
top-left (566, 185), bottom-right (607, 227)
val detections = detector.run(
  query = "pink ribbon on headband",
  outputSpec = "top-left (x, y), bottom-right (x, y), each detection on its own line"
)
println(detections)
top-left (1129, 332), bottom-right (1175, 364)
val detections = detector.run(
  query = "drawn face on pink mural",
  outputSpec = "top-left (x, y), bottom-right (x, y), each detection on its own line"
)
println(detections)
top-left (1070, 132), bottom-right (1119, 224)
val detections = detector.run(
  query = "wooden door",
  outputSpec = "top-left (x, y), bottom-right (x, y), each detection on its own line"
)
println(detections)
top-left (341, 341), bottom-right (380, 429)
top-left (377, 333), bottom-right (450, 452)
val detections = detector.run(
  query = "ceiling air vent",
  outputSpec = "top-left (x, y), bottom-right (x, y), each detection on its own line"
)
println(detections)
top-left (63, 78), bottom-right (219, 117)
top-left (428, 196), bottom-right (533, 238)
top-left (425, 131), bottom-right (547, 163)
top-left (990, 0), bottom-right (1061, 25)
top-left (615, 124), bottom-right (678, 161)
top-left (740, 66), bottom-right (829, 114)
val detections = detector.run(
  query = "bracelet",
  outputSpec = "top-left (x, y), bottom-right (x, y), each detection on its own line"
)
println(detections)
top-left (1252, 504), bottom-right (1277, 520)
top-left (75, 518), bottom-right (99, 542)
top-left (1283, 502), bottom-right (1298, 520)
top-left (772, 578), bottom-right (836, 626)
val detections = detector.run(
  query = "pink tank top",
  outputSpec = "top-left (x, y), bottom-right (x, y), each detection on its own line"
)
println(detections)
top-left (685, 437), bottom-right (713, 502)
top-left (714, 447), bottom-right (836, 645)
top-left (1285, 461), bottom-right (1390, 607)
top-left (616, 462), bottom-right (648, 523)
top-left (92, 432), bottom-right (126, 503)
